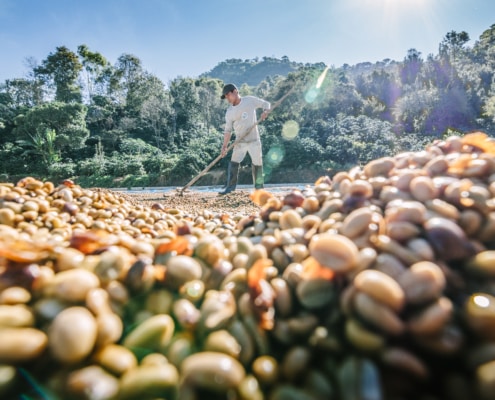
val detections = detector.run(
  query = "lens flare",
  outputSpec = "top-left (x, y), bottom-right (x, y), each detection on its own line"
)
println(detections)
top-left (473, 295), bottom-right (490, 308)
top-left (316, 66), bottom-right (329, 89)
top-left (305, 88), bottom-right (319, 104)
top-left (266, 145), bottom-right (285, 168)
top-left (281, 120), bottom-right (300, 140)
top-left (305, 65), bottom-right (329, 104)
top-left (264, 145), bottom-right (285, 181)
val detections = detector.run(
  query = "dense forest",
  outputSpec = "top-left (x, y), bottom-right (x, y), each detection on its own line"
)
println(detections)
top-left (1, 24), bottom-right (495, 188)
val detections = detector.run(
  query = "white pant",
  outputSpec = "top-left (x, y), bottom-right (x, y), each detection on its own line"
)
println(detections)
top-left (231, 141), bottom-right (263, 165)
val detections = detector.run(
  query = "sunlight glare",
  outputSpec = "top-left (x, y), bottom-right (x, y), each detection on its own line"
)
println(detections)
top-left (305, 65), bottom-right (330, 104)
top-left (347, 0), bottom-right (438, 53)
top-left (473, 295), bottom-right (490, 308)
top-left (379, 0), bottom-right (434, 28)
top-left (316, 66), bottom-right (329, 89)
top-left (360, 0), bottom-right (431, 12)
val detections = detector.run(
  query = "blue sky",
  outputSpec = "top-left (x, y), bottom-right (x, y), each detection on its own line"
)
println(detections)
top-left (0, 0), bottom-right (494, 84)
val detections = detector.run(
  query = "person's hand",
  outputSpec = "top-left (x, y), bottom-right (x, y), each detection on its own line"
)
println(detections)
top-left (260, 110), bottom-right (270, 121)
top-left (221, 144), bottom-right (228, 157)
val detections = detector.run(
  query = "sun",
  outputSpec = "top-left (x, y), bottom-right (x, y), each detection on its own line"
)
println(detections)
top-left (366, 0), bottom-right (431, 11)
top-left (355, 0), bottom-right (434, 19)
top-left (350, 0), bottom-right (438, 45)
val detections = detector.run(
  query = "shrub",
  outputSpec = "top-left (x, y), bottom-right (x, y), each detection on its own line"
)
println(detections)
top-left (47, 161), bottom-right (76, 182)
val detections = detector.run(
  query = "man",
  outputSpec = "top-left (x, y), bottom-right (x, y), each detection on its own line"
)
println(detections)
top-left (219, 83), bottom-right (271, 195)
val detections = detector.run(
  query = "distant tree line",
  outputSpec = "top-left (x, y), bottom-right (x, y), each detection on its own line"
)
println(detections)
top-left (1, 24), bottom-right (495, 187)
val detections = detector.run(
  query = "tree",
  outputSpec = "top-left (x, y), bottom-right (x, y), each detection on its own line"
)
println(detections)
top-left (2, 78), bottom-right (44, 108)
top-left (2, 24), bottom-right (495, 186)
top-left (474, 23), bottom-right (495, 64)
top-left (279, 137), bottom-right (325, 169)
top-left (400, 49), bottom-right (423, 86)
top-left (35, 46), bottom-right (83, 103)
top-left (393, 87), bottom-right (439, 133)
top-left (355, 69), bottom-right (401, 121)
top-left (77, 45), bottom-right (108, 102)
top-left (169, 78), bottom-right (203, 146)
top-left (473, 25), bottom-right (495, 88)
top-left (139, 76), bottom-right (173, 150)
top-left (417, 84), bottom-right (472, 135)
top-left (439, 31), bottom-right (470, 62)
top-left (16, 128), bottom-right (60, 171)
top-left (13, 102), bottom-right (89, 160)
top-left (483, 93), bottom-right (495, 122)
top-left (324, 114), bottom-right (397, 168)
top-left (109, 54), bottom-right (144, 105)
top-left (85, 95), bottom-right (122, 153)
top-left (195, 78), bottom-right (224, 132)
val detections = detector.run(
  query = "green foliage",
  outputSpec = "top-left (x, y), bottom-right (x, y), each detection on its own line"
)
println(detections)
top-left (0, 142), bottom-right (30, 175)
top-left (13, 102), bottom-right (89, 156)
top-left (106, 153), bottom-right (146, 176)
top-left (484, 95), bottom-right (495, 121)
top-left (423, 86), bottom-right (474, 134)
top-left (118, 137), bottom-right (160, 156)
top-left (439, 31), bottom-right (470, 61)
top-left (2, 29), bottom-right (495, 187)
top-left (78, 158), bottom-right (105, 177)
top-left (154, 154), bottom-right (181, 184)
top-left (77, 45), bottom-right (108, 101)
top-left (76, 174), bottom-right (115, 188)
top-left (324, 114), bottom-right (397, 168)
top-left (121, 174), bottom-right (151, 188)
top-left (47, 161), bottom-right (77, 181)
top-left (395, 132), bottom-right (434, 153)
top-left (168, 78), bottom-right (204, 146)
top-left (325, 134), bottom-right (360, 168)
top-left (35, 46), bottom-right (83, 103)
top-left (169, 129), bottom-right (223, 182)
top-left (279, 137), bottom-right (325, 168)
top-left (203, 56), bottom-right (303, 86)
top-left (393, 88), bottom-right (439, 133)
top-left (16, 128), bottom-right (60, 171)
top-left (2, 78), bottom-right (43, 108)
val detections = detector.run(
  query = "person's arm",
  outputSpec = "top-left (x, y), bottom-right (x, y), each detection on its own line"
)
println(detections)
top-left (221, 131), bottom-right (232, 157)
top-left (221, 109), bottom-right (234, 157)
top-left (259, 99), bottom-right (271, 121)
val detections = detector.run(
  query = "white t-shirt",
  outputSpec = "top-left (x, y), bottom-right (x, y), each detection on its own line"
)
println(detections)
top-left (224, 96), bottom-right (271, 143)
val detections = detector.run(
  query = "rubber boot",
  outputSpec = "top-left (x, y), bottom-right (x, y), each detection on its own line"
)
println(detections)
top-left (219, 162), bottom-right (240, 195)
top-left (252, 164), bottom-right (264, 189)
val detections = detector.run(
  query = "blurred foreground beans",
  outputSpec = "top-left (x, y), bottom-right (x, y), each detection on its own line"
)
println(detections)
top-left (2, 132), bottom-right (495, 399)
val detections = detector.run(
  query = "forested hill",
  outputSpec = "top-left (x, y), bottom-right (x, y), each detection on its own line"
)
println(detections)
top-left (201, 56), bottom-right (314, 86)
top-left (2, 24), bottom-right (495, 188)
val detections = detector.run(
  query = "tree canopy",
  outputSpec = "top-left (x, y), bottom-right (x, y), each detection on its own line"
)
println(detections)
top-left (1, 25), bottom-right (494, 187)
